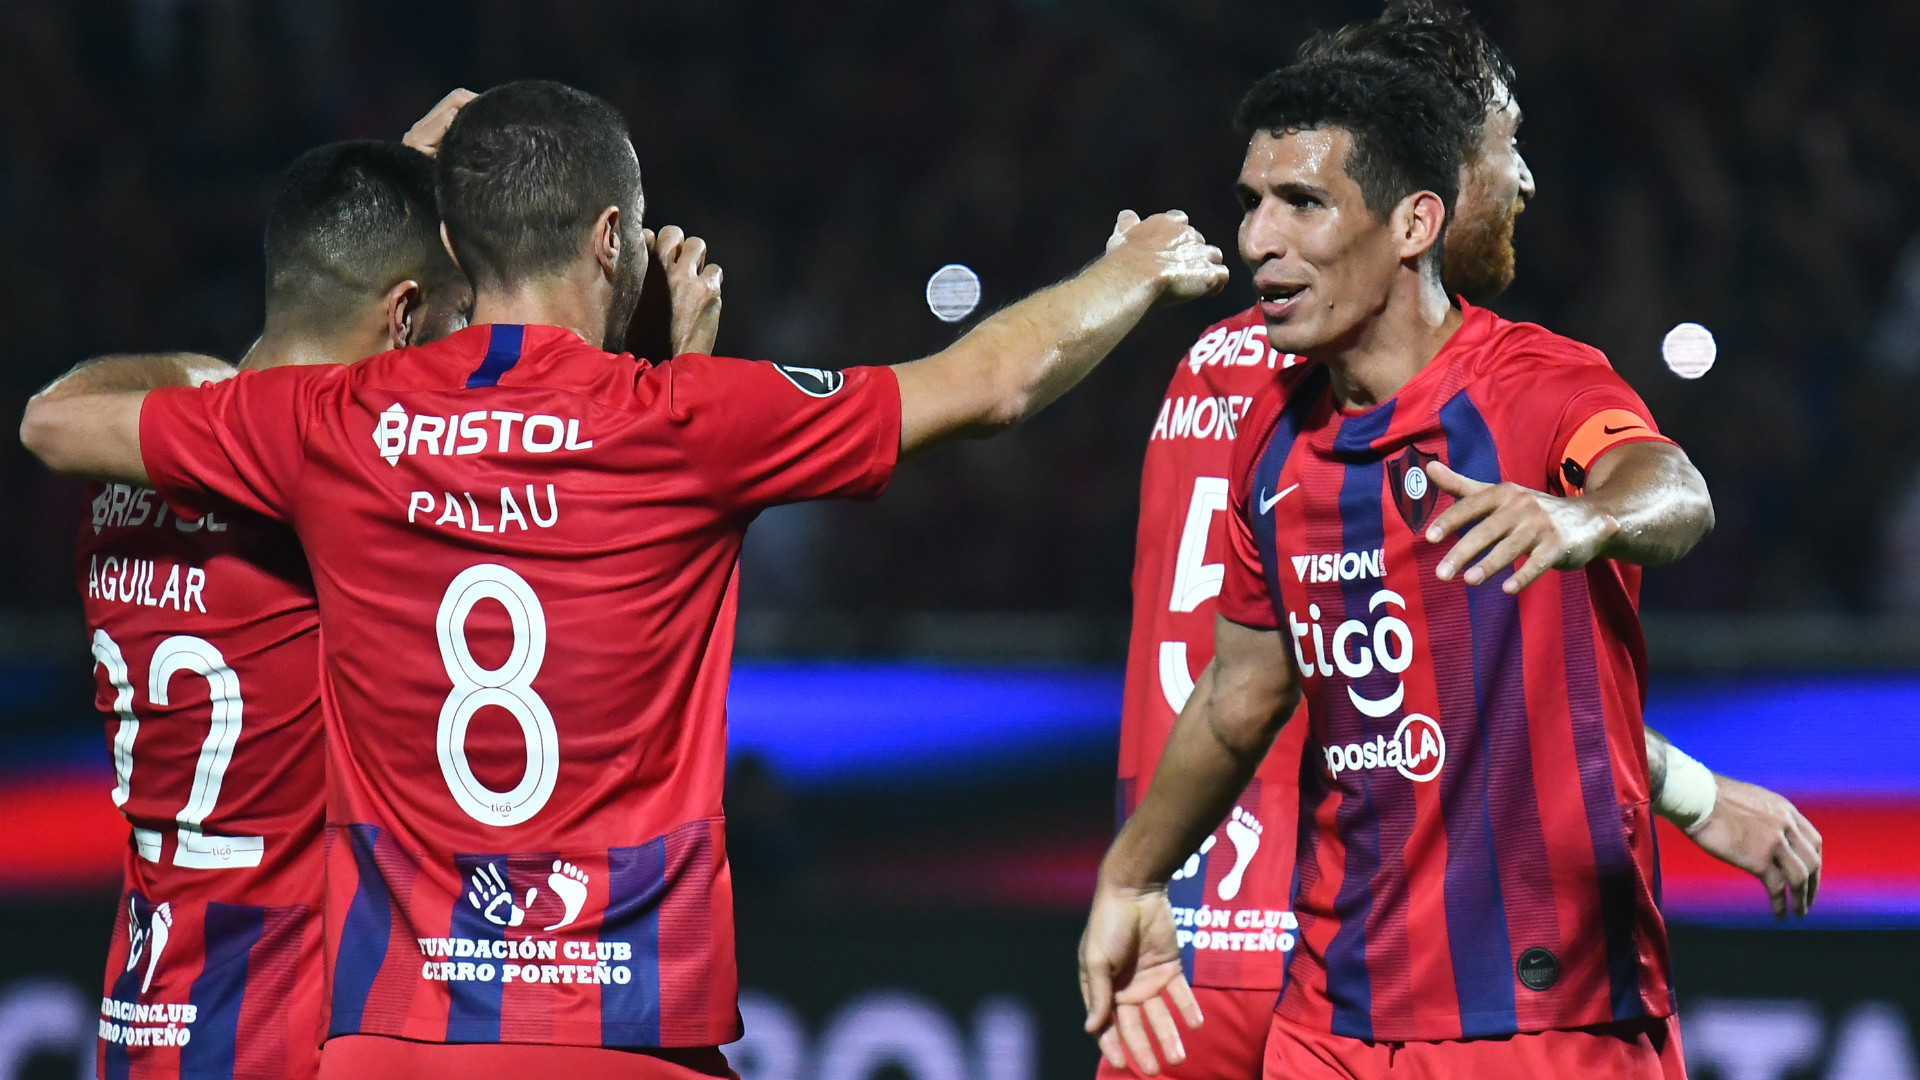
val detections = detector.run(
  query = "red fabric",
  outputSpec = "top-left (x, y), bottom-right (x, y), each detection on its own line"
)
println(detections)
top-left (141, 324), bottom-right (901, 1048)
top-left (1262, 1011), bottom-right (1686, 1080)
top-left (318, 1035), bottom-right (737, 1080)
top-left (76, 488), bottom-right (325, 1079)
top-left (1118, 306), bottom-right (1314, 991)
top-left (1094, 987), bottom-right (1278, 1080)
top-left (1219, 303), bottom-right (1675, 1040)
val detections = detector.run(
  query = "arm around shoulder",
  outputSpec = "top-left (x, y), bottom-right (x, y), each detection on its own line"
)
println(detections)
top-left (20, 351), bottom-right (234, 484)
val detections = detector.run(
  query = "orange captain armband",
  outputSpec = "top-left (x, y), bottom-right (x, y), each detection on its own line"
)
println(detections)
top-left (1556, 407), bottom-right (1672, 494)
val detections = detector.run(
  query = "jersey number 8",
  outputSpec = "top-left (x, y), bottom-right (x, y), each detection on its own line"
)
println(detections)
top-left (435, 563), bottom-right (559, 826)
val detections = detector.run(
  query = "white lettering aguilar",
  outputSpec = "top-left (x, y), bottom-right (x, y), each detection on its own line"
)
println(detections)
top-left (408, 487), bottom-right (559, 533)
top-left (86, 556), bottom-right (207, 613)
top-left (375, 404), bottom-right (592, 466)
top-left (414, 937), bottom-right (632, 985)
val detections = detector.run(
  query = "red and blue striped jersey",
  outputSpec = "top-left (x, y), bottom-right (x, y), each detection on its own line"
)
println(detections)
top-left (1118, 305), bottom-right (1310, 989)
top-left (1218, 302), bottom-right (1677, 1041)
top-left (76, 491), bottom-right (326, 1079)
top-left (139, 324), bottom-right (900, 1050)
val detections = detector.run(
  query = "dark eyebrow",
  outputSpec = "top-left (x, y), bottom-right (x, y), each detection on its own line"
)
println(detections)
top-left (1273, 180), bottom-right (1332, 202)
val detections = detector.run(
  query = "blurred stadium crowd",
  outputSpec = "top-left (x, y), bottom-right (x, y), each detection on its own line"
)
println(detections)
top-left (2, 0), bottom-right (1918, 617)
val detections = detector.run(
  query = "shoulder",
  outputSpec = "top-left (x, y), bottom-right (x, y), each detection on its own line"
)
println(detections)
top-left (1466, 305), bottom-right (1614, 375)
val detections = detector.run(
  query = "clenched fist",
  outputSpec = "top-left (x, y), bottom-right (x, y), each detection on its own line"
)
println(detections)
top-left (1105, 210), bottom-right (1230, 306)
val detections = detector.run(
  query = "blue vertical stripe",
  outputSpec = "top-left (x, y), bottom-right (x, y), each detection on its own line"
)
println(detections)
top-left (181, 902), bottom-right (265, 1079)
top-left (446, 854), bottom-right (509, 1042)
top-left (102, 891), bottom-right (150, 1080)
top-left (465, 324), bottom-right (526, 389)
top-left (1438, 393), bottom-right (1520, 1036)
top-left (329, 824), bottom-right (390, 1036)
top-left (600, 838), bottom-right (666, 1046)
top-left (1317, 404), bottom-right (1395, 1039)
top-left (1560, 570), bottom-right (1647, 1020)
top-left (1250, 367), bottom-right (1329, 627)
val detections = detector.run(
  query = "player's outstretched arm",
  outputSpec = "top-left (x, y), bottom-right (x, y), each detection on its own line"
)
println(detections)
top-left (893, 210), bottom-right (1226, 457)
top-left (1081, 614), bottom-right (1298, 1077)
top-left (1646, 726), bottom-right (1823, 919)
top-left (20, 353), bottom-right (231, 483)
top-left (1423, 441), bottom-right (1714, 593)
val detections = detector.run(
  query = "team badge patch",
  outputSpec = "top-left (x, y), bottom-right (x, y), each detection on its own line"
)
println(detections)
top-left (774, 364), bottom-right (845, 398)
top-left (1386, 445), bottom-right (1441, 532)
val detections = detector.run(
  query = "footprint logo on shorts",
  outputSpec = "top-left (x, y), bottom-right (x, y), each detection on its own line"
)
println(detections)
top-left (1216, 806), bottom-right (1263, 901)
top-left (125, 900), bottom-right (172, 994)
top-left (543, 861), bottom-right (590, 931)
top-left (467, 863), bottom-right (537, 928)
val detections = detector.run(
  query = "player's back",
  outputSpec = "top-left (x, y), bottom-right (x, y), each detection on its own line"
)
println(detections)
top-left (1118, 306), bottom-right (1310, 991)
top-left (143, 322), bottom-right (899, 1050)
top-left (76, 483), bottom-right (325, 1079)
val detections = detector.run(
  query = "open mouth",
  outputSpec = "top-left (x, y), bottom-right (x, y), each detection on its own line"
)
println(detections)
top-left (1257, 282), bottom-right (1307, 317)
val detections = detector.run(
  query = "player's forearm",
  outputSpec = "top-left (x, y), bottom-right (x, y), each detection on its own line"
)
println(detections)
top-left (1645, 725), bottom-right (1670, 799)
top-left (1583, 442), bottom-right (1715, 567)
top-left (19, 390), bottom-right (153, 485)
top-left (33, 352), bottom-right (232, 400)
top-left (895, 254), bottom-right (1163, 451)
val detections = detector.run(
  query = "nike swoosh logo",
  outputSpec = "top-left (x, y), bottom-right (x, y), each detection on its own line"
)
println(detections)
top-left (1258, 484), bottom-right (1299, 514)
top-left (1602, 424), bottom-right (1646, 435)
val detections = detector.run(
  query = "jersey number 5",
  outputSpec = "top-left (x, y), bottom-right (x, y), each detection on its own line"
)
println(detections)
top-left (90, 630), bottom-right (264, 869)
top-left (436, 563), bottom-right (559, 827)
top-left (1160, 476), bottom-right (1228, 713)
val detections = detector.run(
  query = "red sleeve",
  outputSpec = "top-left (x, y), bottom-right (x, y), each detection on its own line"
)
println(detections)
top-left (665, 355), bottom-right (901, 511)
top-left (1216, 384), bottom-right (1287, 630)
top-left (1534, 360), bottom-right (1673, 496)
top-left (140, 365), bottom-right (320, 524)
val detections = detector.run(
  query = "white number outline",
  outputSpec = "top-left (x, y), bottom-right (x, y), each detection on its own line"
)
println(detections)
top-left (435, 563), bottom-right (559, 826)
top-left (1160, 476), bottom-right (1229, 712)
top-left (89, 629), bottom-right (264, 868)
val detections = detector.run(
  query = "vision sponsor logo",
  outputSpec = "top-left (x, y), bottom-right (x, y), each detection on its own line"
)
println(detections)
top-left (1291, 548), bottom-right (1386, 584)
top-left (1323, 714), bottom-right (1446, 782)
top-left (1286, 589), bottom-right (1416, 718)
top-left (373, 404), bottom-right (592, 466)
top-left (1184, 323), bottom-right (1301, 375)
top-left (1151, 394), bottom-right (1253, 442)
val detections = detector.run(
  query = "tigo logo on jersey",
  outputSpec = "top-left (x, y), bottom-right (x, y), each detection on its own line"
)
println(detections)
top-left (1323, 713), bottom-right (1446, 782)
top-left (1287, 590), bottom-right (1416, 718)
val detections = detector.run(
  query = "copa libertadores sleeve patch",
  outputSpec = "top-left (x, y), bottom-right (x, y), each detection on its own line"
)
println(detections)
top-left (774, 364), bottom-right (846, 398)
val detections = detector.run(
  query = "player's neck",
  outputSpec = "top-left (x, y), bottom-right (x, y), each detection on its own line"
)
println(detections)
top-left (1321, 276), bottom-right (1462, 412)
top-left (470, 268), bottom-right (611, 351)
top-left (239, 326), bottom-right (378, 371)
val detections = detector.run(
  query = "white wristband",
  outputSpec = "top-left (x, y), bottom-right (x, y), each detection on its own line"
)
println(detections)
top-left (1655, 743), bottom-right (1718, 834)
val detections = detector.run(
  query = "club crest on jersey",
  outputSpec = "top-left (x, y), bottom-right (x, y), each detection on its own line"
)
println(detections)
top-left (774, 364), bottom-right (845, 398)
top-left (1386, 446), bottom-right (1441, 532)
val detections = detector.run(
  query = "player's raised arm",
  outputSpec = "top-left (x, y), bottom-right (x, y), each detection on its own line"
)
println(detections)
top-left (1080, 614), bottom-right (1299, 1077)
top-left (893, 210), bottom-right (1226, 456)
top-left (19, 352), bottom-right (232, 483)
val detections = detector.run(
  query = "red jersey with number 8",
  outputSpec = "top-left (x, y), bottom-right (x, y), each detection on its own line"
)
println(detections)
top-left (75, 484), bottom-right (325, 1080)
top-left (139, 323), bottom-right (901, 1050)
top-left (1118, 305), bottom-right (1312, 990)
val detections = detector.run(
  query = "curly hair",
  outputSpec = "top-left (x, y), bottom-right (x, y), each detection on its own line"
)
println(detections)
top-left (1298, 0), bottom-right (1516, 135)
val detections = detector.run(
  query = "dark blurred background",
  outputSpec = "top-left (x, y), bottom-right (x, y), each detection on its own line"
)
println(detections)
top-left (2, 4), bottom-right (1918, 1080)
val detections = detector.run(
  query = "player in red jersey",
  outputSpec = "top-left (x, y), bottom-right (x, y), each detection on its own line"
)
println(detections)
top-left (1106, 7), bottom-right (1822, 1078)
top-left (1081, 54), bottom-right (1767, 1078)
top-left (24, 80), bottom-right (1228, 1079)
top-left (38, 140), bottom-right (470, 1080)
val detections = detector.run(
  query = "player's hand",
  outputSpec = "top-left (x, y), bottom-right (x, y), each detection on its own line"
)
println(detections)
top-left (1687, 775), bottom-right (1823, 920)
top-left (1079, 880), bottom-right (1203, 1076)
top-left (648, 225), bottom-right (724, 356)
top-left (1422, 461), bottom-right (1619, 593)
top-left (1104, 210), bottom-right (1228, 307)
top-left (403, 88), bottom-right (477, 157)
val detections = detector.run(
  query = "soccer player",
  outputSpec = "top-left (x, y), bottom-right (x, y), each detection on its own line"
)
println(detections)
top-left (23, 80), bottom-right (1227, 1078)
top-left (48, 139), bottom-right (469, 1080)
top-left (1082, 53), bottom-right (1750, 1078)
top-left (1110, 7), bottom-right (1822, 1077)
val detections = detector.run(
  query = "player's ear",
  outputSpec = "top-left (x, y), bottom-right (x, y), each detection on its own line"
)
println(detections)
top-left (383, 279), bottom-right (423, 350)
top-left (1395, 190), bottom-right (1447, 265)
top-left (592, 205), bottom-right (622, 282)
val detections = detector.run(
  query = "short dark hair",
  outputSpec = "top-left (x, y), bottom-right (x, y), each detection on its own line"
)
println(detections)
top-left (436, 80), bottom-right (641, 290)
top-left (264, 140), bottom-right (458, 324)
top-left (1235, 54), bottom-right (1471, 247)
top-left (1298, 0), bottom-right (1517, 138)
